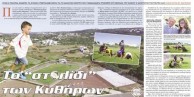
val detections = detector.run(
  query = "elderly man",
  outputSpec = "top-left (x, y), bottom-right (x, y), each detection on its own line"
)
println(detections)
top-left (163, 17), bottom-right (178, 34)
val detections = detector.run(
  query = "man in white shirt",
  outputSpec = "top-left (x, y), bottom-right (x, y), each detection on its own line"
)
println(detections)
top-left (6, 21), bottom-right (39, 79)
top-left (163, 17), bottom-right (178, 34)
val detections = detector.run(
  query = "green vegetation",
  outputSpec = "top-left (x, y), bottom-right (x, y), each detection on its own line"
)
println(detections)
top-left (93, 45), bottom-right (140, 65)
top-left (164, 57), bottom-right (191, 69)
top-left (164, 44), bottom-right (191, 53)
top-left (1, 28), bottom-right (144, 84)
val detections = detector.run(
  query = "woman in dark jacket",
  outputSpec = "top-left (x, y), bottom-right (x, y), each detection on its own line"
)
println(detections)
top-left (178, 18), bottom-right (191, 34)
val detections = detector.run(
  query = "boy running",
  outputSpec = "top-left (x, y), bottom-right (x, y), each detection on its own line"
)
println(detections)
top-left (6, 21), bottom-right (39, 79)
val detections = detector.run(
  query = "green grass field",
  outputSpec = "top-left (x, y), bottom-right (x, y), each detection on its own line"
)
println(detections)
top-left (0, 52), bottom-right (42, 71)
top-left (163, 45), bottom-right (191, 53)
top-left (26, 63), bottom-right (80, 85)
top-left (93, 45), bottom-right (140, 65)
top-left (164, 57), bottom-right (191, 69)
top-left (0, 45), bottom-right (89, 82)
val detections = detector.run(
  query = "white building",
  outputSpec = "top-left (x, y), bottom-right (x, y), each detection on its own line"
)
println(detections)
top-left (33, 38), bottom-right (39, 41)
top-left (57, 59), bottom-right (67, 64)
top-left (0, 42), bottom-right (8, 49)
top-left (79, 46), bottom-right (89, 54)
top-left (41, 39), bottom-right (58, 46)
top-left (97, 70), bottom-right (136, 87)
top-left (64, 33), bottom-right (79, 37)
top-left (0, 46), bottom-right (3, 49)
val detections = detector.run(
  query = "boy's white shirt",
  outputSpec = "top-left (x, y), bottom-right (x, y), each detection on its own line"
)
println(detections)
top-left (10, 33), bottom-right (33, 58)
top-left (126, 52), bottom-right (132, 56)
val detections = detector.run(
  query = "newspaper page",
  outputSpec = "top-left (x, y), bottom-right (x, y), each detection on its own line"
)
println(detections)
top-left (0, 0), bottom-right (193, 97)
top-left (145, 0), bottom-right (192, 97)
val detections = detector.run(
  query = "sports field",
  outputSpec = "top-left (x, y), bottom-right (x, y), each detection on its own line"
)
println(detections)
top-left (0, 45), bottom-right (89, 82)
top-left (93, 45), bottom-right (140, 65)
top-left (164, 57), bottom-right (191, 69)
top-left (26, 63), bottom-right (80, 85)
top-left (163, 44), bottom-right (191, 53)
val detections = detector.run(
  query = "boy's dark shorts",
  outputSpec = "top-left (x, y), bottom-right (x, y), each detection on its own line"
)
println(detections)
top-left (14, 57), bottom-right (28, 65)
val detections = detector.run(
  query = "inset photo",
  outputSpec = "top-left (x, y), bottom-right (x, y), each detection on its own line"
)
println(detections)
top-left (163, 15), bottom-right (191, 34)
top-left (93, 32), bottom-right (141, 65)
top-left (163, 40), bottom-right (191, 53)
top-left (163, 54), bottom-right (191, 69)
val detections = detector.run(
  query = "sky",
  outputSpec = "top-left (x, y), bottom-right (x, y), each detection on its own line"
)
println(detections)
top-left (94, 32), bottom-right (141, 46)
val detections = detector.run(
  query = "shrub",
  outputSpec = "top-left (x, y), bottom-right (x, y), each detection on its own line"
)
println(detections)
top-left (166, 45), bottom-right (170, 49)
